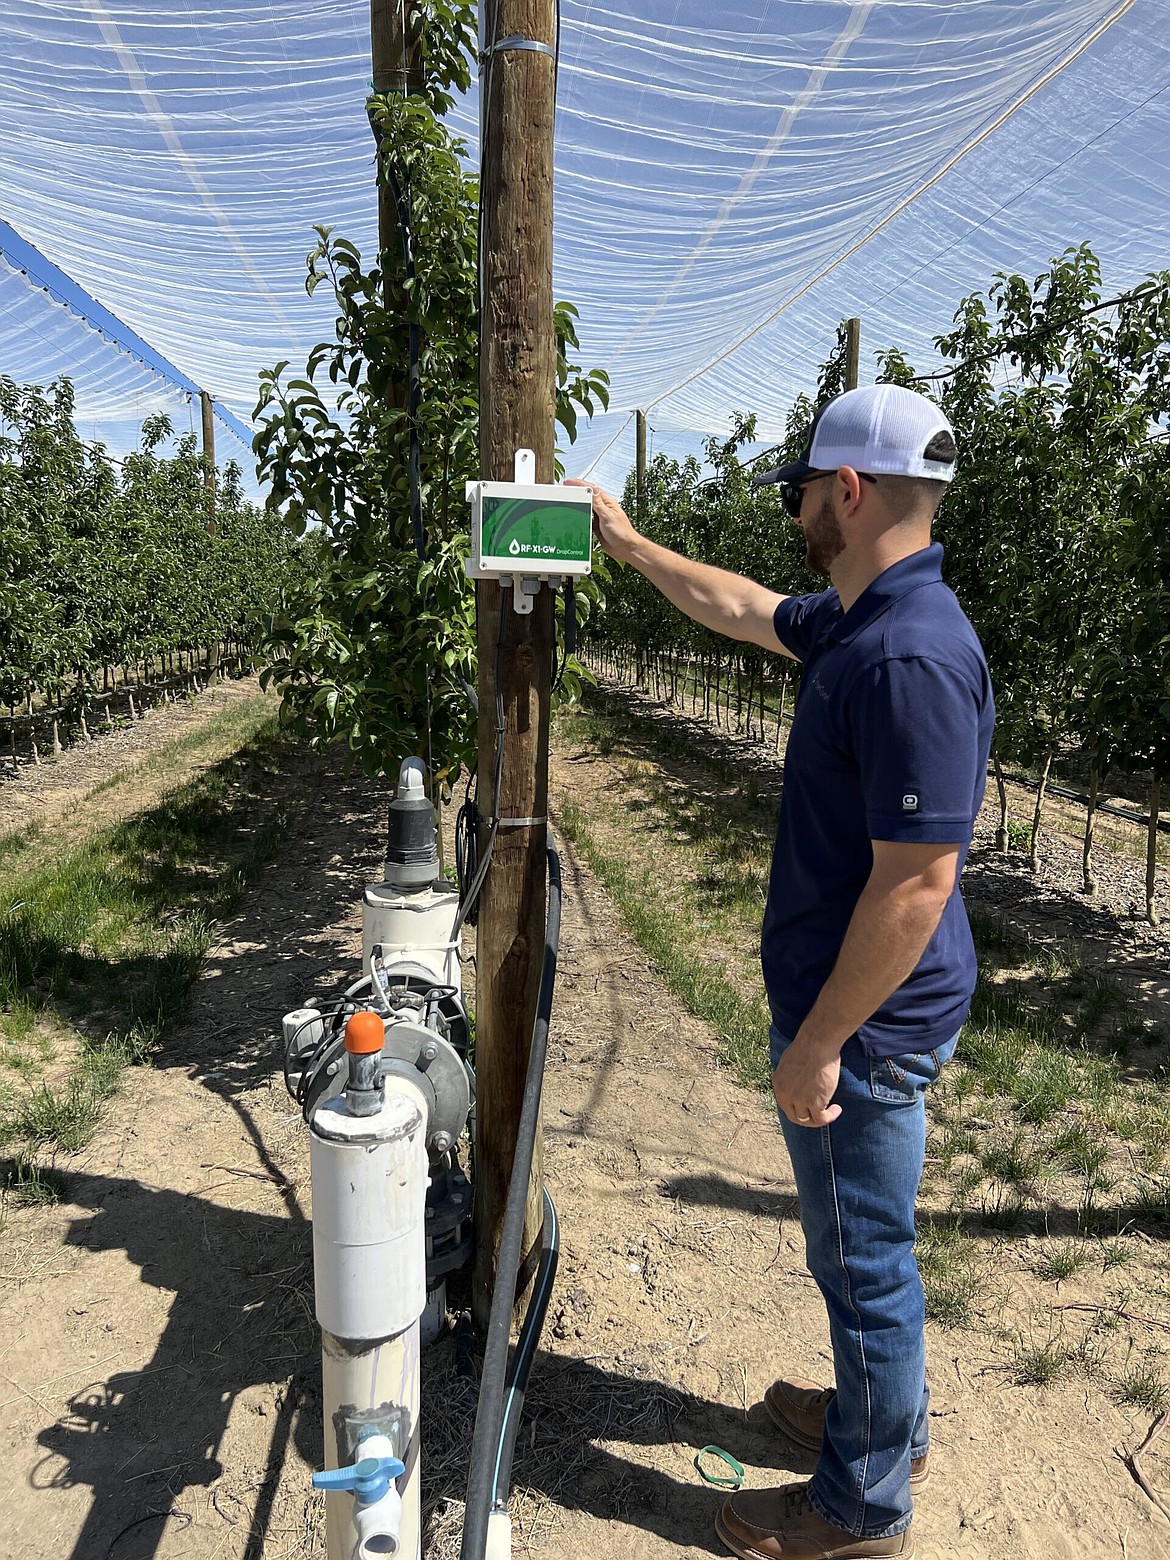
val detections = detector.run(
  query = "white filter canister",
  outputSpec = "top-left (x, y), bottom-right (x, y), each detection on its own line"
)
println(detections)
top-left (362, 884), bottom-right (461, 989)
top-left (310, 1084), bottom-right (429, 1342)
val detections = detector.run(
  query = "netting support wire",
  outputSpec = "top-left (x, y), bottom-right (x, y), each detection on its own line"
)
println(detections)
top-left (644, 0), bottom-right (1139, 417)
top-left (579, 411), bottom-right (634, 481)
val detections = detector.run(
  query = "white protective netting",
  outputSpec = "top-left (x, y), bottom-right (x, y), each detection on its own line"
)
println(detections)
top-left (1, 0), bottom-right (1167, 488)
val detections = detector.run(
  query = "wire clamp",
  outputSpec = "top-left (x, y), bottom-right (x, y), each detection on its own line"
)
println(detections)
top-left (480, 35), bottom-right (555, 69)
top-left (496, 816), bottom-right (547, 829)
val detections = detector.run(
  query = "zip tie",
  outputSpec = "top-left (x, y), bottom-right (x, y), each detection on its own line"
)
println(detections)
top-left (480, 36), bottom-right (555, 68)
top-left (496, 816), bottom-right (547, 828)
top-left (694, 1446), bottom-right (745, 1490)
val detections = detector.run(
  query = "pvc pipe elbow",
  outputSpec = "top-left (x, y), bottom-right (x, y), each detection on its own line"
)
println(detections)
top-left (353, 1482), bottom-right (403, 1558)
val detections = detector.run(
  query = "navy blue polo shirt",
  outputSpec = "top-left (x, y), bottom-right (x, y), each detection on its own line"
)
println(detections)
top-left (763, 544), bottom-right (995, 1059)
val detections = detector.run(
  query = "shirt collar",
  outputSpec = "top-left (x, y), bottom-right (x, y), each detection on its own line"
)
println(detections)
top-left (828, 543), bottom-right (945, 646)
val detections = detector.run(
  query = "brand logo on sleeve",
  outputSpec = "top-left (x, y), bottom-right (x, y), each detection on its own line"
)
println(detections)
top-left (902, 793), bottom-right (919, 813)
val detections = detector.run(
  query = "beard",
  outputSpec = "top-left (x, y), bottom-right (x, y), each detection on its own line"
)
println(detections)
top-left (803, 487), bottom-right (846, 576)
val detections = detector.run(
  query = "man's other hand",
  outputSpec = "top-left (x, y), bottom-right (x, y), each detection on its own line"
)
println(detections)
top-left (564, 479), bottom-right (639, 563)
top-left (773, 1037), bottom-right (843, 1128)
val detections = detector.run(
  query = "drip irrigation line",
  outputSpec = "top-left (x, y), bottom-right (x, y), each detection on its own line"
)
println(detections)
top-left (1000, 770), bottom-right (1170, 838)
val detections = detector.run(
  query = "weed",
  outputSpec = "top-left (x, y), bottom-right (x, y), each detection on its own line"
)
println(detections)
top-left (1013, 1048), bottom-right (1077, 1125)
top-left (916, 1219), bottom-right (984, 1327)
top-left (1033, 1240), bottom-right (1092, 1283)
top-left (1005, 820), bottom-right (1031, 853)
top-left (1132, 1176), bottom-right (1170, 1225)
top-left (981, 1129), bottom-right (1040, 1190)
top-left (1115, 1365), bottom-right (1169, 1416)
top-left (0, 1152), bottom-right (68, 1207)
top-left (13, 1077), bottom-right (102, 1154)
top-left (1101, 1240), bottom-right (1135, 1271)
top-left (1012, 1337), bottom-right (1071, 1387)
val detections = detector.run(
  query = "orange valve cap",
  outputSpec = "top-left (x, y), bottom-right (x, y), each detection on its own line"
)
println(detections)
top-left (345, 1010), bottom-right (385, 1055)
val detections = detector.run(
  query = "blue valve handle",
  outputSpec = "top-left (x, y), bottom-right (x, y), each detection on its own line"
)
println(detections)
top-left (312, 1453), bottom-right (406, 1505)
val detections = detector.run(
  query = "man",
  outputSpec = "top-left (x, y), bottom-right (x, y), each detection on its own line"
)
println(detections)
top-left (570, 383), bottom-right (994, 1560)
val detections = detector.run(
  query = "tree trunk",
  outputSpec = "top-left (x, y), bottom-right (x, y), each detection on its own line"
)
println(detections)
top-left (993, 751), bottom-right (1009, 851)
top-left (775, 670), bottom-right (787, 752)
top-left (1082, 766), bottom-right (1098, 895)
top-left (1147, 776), bottom-right (1162, 926)
top-left (1029, 747), bottom-right (1054, 873)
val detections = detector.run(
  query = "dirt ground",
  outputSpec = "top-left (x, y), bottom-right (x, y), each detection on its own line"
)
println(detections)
top-left (0, 684), bottom-right (1168, 1559)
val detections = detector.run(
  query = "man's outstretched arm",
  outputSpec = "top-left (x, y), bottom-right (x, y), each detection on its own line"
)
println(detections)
top-left (567, 479), bottom-right (798, 658)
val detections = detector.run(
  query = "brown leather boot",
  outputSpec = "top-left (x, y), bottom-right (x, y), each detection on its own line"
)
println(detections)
top-left (762, 1378), bottom-right (929, 1490)
top-left (716, 1482), bottom-right (914, 1559)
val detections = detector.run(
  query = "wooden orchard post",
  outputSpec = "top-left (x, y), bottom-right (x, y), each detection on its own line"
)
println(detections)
top-left (636, 408), bottom-right (647, 524)
top-left (371, 0), bottom-right (422, 277)
top-left (844, 317), bottom-right (861, 391)
top-left (200, 389), bottom-right (216, 532)
top-left (472, 0), bottom-right (558, 1330)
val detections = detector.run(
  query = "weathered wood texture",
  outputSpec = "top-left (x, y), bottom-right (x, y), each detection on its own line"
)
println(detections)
top-left (473, 0), bottom-right (558, 1330)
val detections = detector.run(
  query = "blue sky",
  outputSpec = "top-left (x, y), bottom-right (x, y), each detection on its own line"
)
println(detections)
top-left (1, 0), bottom-right (1166, 492)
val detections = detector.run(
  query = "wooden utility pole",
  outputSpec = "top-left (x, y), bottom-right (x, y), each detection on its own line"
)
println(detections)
top-left (472, 0), bottom-right (558, 1331)
top-left (371, 0), bottom-right (422, 275)
top-left (635, 409), bottom-right (647, 524)
top-left (200, 390), bottom-right (216, 532)
top-left (844, 317), bottom-right (862, 392)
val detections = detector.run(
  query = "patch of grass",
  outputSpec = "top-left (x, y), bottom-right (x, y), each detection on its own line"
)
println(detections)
top-left (1033, 1240), bottom-right (1093, 1284)
top-left (556, 794), bottom-right (772, 1091)
top-left (1101, 1239), bottom-right (1135, 1271)
top-left (1115, 1364), bottom-right (1169, 1416)
top-left (0, 821), bottom-right (44, 869)
top-left (9, 1075), bottom-right (104, 1154)
top-left (0, 708), bottom-right (313, 1160)
top-left (916, 1219), bottom-right (984, 1327)
top-left (1012, 1336), bottom-right (1072, 1387)
top-left (0, 1152), bottom-right (69, 1207)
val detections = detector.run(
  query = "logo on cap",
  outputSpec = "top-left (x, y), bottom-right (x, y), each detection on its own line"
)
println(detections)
top-left (902, 793), bottom-right (919, 813)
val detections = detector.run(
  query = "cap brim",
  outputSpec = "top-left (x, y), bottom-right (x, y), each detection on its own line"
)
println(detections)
top-left (751, 458), bottom-right (812, 488)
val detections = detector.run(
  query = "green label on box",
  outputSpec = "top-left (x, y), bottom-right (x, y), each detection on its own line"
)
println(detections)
top-left (482, 496), bottom-right (591, 564)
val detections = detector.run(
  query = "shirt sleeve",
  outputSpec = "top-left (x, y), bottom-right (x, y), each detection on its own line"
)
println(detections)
top-left (850, 656), bottom-right (983, 844)
top-left (773, 589), bottom-right (838, 661)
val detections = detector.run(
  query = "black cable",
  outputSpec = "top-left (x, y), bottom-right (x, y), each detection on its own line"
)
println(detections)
top-left (452, 595), bottom-right (508, 937)
top-left (490, 1186), bottom-right (559, 1510)
top-left (460, 828), bottom-right (561, 1560)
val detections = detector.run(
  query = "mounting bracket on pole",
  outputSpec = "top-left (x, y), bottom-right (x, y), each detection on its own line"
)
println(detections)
top-left (465, 447), bottom-right (593, 616)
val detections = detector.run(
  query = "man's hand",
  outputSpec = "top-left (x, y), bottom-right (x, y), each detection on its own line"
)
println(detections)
top-left (564, 479), bottom-right (639, 563)
top-left (772, 1034), bottom-right (843, 1128)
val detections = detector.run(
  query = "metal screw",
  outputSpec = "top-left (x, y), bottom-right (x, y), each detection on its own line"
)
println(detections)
top-left (432, 1132), bottom-right (453, 1155)
top-left (421, 1043), bottom-right (438, 1063)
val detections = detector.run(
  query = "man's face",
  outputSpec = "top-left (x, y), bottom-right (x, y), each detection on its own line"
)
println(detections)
top-left (799, 476), bottom-right (846, 577)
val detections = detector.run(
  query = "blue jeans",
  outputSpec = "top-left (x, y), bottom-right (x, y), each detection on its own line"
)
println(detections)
top-left (770, 1025), bottom-right (959, 1539)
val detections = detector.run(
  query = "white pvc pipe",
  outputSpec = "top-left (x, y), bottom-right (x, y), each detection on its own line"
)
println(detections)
top-left (321, 1336), bottom-right (420, 1560)
top-left (311, 1076), bottom-right (430, 1560)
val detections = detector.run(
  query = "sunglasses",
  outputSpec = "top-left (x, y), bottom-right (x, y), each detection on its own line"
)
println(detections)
top-left (779, 470), bottom-right (877, 519)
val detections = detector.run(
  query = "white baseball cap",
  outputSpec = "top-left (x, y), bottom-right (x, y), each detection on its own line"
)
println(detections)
top-left (754, 384), bottom-right (957, 487)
